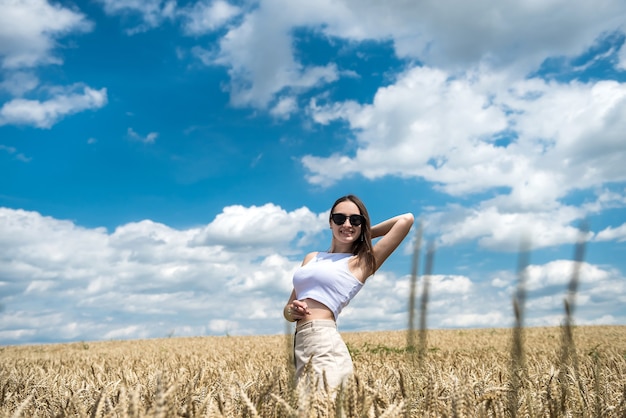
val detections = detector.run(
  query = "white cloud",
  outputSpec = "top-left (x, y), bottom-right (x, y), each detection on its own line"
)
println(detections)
top-left (486, 259), bottom-right (625, 324)
top-left (1, 0), bottom-right (625, 345)
top-left (104, 325), bottom-right (146, 340)
top-left (429, 275), bottom-right (473, 294)
top-left (301, 64), bottom-right (626, 250)
top-left (98, 0), bottom-right (241, 37)
top-left (596, 223), bottom-right (626, 242)
top-left (226, 254), bottom-right (296, 294)
top-left (98, 0), bottom-right (176, 34)
top-left (185, 0), bottom-right (626, 110)
top-left (172, 0), bottom-right (626, 229)
top-left (349, 258), bottom-right (626, 331)
top-left (304, 66), bottom-right (510, 189)
top-left (304, 69), bottom-right (626, 197)
top-left (587, 188), bottom-right (626, 211)
top-left (89, 0), bottom-right (626, 115)
top-left (440, 311), bottom-right (508, 328)
top-left (0, 206), bottom-right (316, 343)
top-left (0, 71), bottom-right (39, 96)
top-left (191, 203), bottom-right (326, 250)
top-left (184, 1), bottom-right (626, 254)
top-left (326, 0), bottom-right (625, 74)
top-left (524, 260), bottom-right (610, 291)
top-left (0, 2), bottom-right (108, 129)
top-left (209, 319), bottom-right (238, 333)
top-left (0, 207), bottom-right (623, 344)
top-left (0, 0), bottom-right (92, 69)
top-left (179, 0), bottom-right (241, 35)
top-left (508, 79), bottom-right (626, 188)
top-left (0, 85), bottom-right (107, 128)
top-left (205, 0), bottom-right (342, 108)
top-left (579, 314), bottom-right (619, 325)
top-left (429, 203), bottom-right (588, 251)
top-left (270, 96), bottom-right (298, 119)
top-left (127, 127), bottom-right (158, 144)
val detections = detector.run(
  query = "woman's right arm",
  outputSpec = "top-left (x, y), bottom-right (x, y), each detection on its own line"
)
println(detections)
top-left (283, 252), bottom-right (316, 321)
top-left (284, 289), bottom-right (298, 322)
top-left (284, 289), bottom-right (312, 322)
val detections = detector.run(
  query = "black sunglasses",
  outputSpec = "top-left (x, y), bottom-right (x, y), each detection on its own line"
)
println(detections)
top-left (331, 213), bottom-right (365, 227)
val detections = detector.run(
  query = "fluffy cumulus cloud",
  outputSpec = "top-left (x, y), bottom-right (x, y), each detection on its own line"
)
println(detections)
top-left (491, 260), bottom-right (626, 327)
top-left (305, 67), bottom-right (511, 189)
top-left (2, 206), bottom-right (622, 345)
top-left (304, 71), bottom-right (626, 196)
top-left (208, 2), bottom-right (340, 109)
top-left (0, 1), bottom-right (106, 129)
top-left (0, 0), bottom-right (92, 69)
top-left (0, 205), bottom-right (311, 344)
top-left (301, 59), bottom-right (625, 252)
top-left (179, 0), bottom-right (241, 35)
top-left (429, 203), bottom-right (587, 251)
top-left (2, 0), bottom-right (625, 344)
top-left (175, 0), bottom-right (625, 252)
top-left (302, 67), bottom-right (626, 249)
top-left (345, 259), bottom-right (625, 331)
top-left (191, 203), bottom-right (325, 249)
top-left (0, 85), bottom-right (107, 128)
top-left (183, 0), bottom-right (626, 112)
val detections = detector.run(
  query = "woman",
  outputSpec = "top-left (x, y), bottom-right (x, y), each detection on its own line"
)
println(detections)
top-left (283, 194), bottom-right (414, 390)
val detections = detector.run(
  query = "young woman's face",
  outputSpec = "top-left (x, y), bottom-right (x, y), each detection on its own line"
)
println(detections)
top-left (330, 200), bottom-right (362, 245)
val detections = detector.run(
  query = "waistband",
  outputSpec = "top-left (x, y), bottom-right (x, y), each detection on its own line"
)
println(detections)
top-left (295, 319), bottom-right (336, 333)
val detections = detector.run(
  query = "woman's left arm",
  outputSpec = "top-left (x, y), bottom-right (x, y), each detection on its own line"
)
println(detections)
top-left (371, 213), bottom-right (414, 272)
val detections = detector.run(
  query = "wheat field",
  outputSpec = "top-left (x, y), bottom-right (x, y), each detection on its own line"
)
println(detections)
top-left (1, 325), bottom-right (625, 417)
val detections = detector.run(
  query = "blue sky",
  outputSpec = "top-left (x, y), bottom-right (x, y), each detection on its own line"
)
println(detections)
top-left (1, 0), bottom-right (625, 345)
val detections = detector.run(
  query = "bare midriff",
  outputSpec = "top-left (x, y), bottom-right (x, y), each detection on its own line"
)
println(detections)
top-left (297, 298), bottom-right (335, 323)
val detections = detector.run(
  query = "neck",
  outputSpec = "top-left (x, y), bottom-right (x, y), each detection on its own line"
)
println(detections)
top-left (329, 241), bottom-right (353, 254)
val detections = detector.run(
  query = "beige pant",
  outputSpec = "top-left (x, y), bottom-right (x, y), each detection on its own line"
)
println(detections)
top-left (294, 320), bottom-right (353, 390)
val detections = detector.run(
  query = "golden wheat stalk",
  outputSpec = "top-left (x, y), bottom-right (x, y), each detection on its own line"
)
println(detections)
top-left (418, 240), bottom-right (435, 363)
top-left (407, 221), bottom-right (423, 351)
top-left (558, 221), bottom-right (589, 415)
top-left (508, 238), bottom-right (530, 418)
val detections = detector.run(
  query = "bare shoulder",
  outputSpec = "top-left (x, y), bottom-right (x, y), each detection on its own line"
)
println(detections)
top-left (301, 251), bottom-right (318, 266)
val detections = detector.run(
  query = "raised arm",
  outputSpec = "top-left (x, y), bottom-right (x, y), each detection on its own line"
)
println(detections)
top-left (371, 213), bottom-right (414, 272)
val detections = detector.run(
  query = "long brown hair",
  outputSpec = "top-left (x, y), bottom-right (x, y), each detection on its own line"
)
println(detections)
top-left (329, 195), bottom-right (376, 275)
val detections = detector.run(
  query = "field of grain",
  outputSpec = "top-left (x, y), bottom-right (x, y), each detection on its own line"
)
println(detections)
top-left (1, 325), bottom-right (625, 417)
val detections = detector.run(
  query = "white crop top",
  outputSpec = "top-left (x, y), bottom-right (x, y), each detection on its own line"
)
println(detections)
top-left (292, 251), bottom-right (364, 320)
